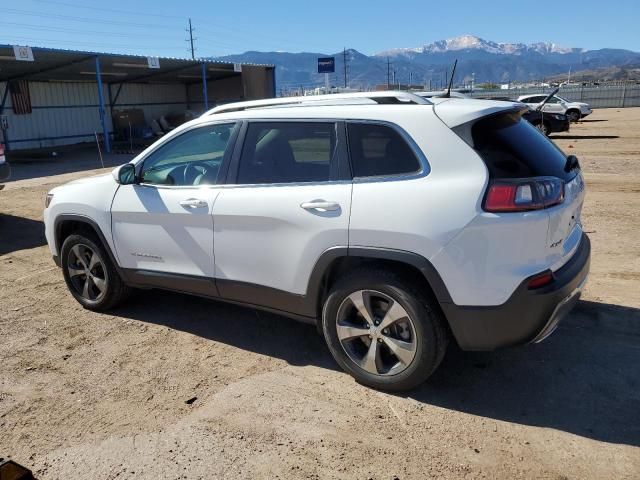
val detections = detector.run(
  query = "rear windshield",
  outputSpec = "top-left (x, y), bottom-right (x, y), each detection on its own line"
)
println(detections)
top-left (471, 112), bottom-right (576, 181)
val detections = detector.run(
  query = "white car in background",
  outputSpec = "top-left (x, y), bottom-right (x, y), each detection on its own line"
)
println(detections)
top-left (518, 94), bottom-right (592, 122)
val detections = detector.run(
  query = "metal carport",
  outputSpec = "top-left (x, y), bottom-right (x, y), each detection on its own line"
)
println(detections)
top-left (0, 45), bottom-right (275, 153)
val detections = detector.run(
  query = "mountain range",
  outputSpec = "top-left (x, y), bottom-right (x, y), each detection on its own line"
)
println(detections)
top-left (214, 35), bottom-right (640, 90)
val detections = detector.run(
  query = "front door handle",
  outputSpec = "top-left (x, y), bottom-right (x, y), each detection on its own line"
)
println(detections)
top-left (300, 200), bottom-right (340, 212)
top-left (180, 198), bottom-right (208, 209)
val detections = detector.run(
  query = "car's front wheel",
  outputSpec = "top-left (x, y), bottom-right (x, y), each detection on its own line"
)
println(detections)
top-left (322, 269), bottom-right (448, 391)
top-left (567, 110), bottom-right (581, 122)
top-left (61, 234), bottom-right (130, 311)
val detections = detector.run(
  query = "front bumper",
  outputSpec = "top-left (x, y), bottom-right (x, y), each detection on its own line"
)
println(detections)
top-left (442, 233), bottom-right (591, 351)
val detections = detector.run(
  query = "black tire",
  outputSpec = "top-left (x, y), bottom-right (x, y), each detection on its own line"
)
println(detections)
top-left (536, 121), bottom-right (550, 136)
top-left (61, 233), bottom-right (130, 311)
top-left (567, 110), bottom-right (581, 122)
top-left (321, 268), bottom-right (448, 391)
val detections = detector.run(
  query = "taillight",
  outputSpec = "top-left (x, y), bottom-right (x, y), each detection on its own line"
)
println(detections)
top-left (0, 143), bottom-right (4, 156)
top-left (484, 176), bottom-right (564, 213)
top-left (527, 270), bottom-right (554, 289)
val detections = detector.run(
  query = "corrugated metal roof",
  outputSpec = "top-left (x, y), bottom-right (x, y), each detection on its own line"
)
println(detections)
top-left (0, 44), bottom-right (274, 84)
top-left (0, 44), bottom-right (274, 67)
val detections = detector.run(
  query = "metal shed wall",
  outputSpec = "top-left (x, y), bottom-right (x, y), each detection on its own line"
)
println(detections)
top-left (109, 82), bottom-right (189, 125)
top-left (1, 81), bottom-right (191, 150)
top-left (1, 81), bottom-right (105, 150)
top-left (0, 65), bottom-right (275, 151)
top-left (243, 66), bottom-right (276, 99)
top-left (187, 75), bottom-right (245, 106)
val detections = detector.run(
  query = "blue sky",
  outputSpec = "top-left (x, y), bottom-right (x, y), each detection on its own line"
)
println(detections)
top-left (2, 0), bottom-right (639, 57)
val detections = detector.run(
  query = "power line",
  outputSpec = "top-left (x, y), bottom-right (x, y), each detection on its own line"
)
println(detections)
top-left (0, 21), bottom-right (184, 40)
top-left (32, 0), bottom-right (184, 19)
top-left (0, 20), bottom-right (243, 52)
top-left (2, 35), bottom-right (188, 52)
top-left (3, 8), bottom-right (178, 29)
top-left (7, 4), bottom-right (353, 57)
top-left (27, 1), bottom-right (334, 53)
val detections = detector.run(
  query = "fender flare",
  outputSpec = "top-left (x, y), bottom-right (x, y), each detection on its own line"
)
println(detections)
top-left (53, 214), bottom-right (123, 278)
top-left (304, 246), bottom-right (453, 317)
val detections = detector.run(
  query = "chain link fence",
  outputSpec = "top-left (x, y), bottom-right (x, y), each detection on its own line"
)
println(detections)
top-left (467, 83), bottom-right (640, 108)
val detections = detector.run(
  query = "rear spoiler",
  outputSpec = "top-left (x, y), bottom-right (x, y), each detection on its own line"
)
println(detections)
top-left (442, 103), bottom-right (528, 148)
top-left (433, 99), bottom-right (527, 128)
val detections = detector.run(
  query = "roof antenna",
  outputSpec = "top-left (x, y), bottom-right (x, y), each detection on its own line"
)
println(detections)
top-left (443, 59), bottom-right (458, 98)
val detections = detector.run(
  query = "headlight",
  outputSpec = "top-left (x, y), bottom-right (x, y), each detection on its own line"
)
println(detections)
top-left (553, 114), bottom-right (566, 120)
top-left (44, 193), bottom-right (54, 208)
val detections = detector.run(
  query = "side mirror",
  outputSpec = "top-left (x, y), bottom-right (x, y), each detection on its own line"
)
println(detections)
top-left (113, 163), bottom-right (137, 185)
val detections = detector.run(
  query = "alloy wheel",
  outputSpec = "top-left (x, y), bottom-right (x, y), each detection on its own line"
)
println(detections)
top-left (336, 290), bottom-right (417, 376)
top-left (67, 244), bottom-right (107, 301)
top-left (537, 123), bottom-right (549, 136)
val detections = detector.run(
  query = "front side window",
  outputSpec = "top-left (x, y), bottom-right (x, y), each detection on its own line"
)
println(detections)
top-left (140, 123), bottom-right (235, 186)
top-left (347, 123), bottom-right (421, 178)
top-left (237, 122), bottom-right (336, 184)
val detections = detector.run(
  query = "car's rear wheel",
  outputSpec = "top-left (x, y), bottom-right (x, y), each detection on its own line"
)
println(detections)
top-left (61, 234), bottom-right (130, 311)
top-left (322, 269), bottom-right (448, 391)
top-left (567, 110), bottom-right (581, 122)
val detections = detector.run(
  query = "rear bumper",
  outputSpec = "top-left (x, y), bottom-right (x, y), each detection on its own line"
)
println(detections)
top-left (553, 120), bottom-right (570, 133)
top-left (0, 162), bottom-right (10, 182)
top-left (442, 233), bottom-right (591, 351)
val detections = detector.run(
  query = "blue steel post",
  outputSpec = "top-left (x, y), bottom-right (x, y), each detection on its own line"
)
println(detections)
top-left (95, 56), bottom-right (111, 153)
top-left (0, 83), bottom-right (10, 151)
top-left (201, 63), bottom-right (209, 110)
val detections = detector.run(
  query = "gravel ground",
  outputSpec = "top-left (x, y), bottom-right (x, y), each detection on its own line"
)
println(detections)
top-left (1, 108), bottom-right (639, 479)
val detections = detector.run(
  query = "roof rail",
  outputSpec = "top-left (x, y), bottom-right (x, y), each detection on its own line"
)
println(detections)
top-left (204, 91), bottom-right (431, 115)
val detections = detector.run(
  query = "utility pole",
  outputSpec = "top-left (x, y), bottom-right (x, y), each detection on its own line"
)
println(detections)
top-left (343, 47), bottom-right (348, 88)
top-left (187, 18), bottom-right (196, 60)
top-left (387, 57), bottom-right (391, 89)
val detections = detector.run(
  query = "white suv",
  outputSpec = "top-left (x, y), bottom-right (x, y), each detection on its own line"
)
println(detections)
top-left (517, 94), bottom-right (592, 122)
top-left (44, 92), bottom-right (590, 391)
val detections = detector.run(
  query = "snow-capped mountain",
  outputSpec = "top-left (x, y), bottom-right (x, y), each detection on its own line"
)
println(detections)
top-left (214, 35), bottom-right (640, 89)
top-left (376, 35), bottom-right (579, 57)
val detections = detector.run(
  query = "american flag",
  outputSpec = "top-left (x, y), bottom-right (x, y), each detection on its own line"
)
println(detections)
top-left (9, 80), bottom-right (32, 115)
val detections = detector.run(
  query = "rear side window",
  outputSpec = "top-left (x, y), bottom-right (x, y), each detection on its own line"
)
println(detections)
top-left (237, 122), bottom-right (336, 184)
top-left (471, 112), bottom-right (575, 181)
top-left (347, 123), bottom-right (421, 178)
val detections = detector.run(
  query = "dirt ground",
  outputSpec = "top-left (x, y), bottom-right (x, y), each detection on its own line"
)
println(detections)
top-left (1, 108), bottom-right (639, 479)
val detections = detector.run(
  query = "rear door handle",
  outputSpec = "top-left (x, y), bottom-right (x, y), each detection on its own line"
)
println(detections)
top-left (300, 200), bottom-right (340, 212)
top-left (180, 198), bottom-right (208, 209)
